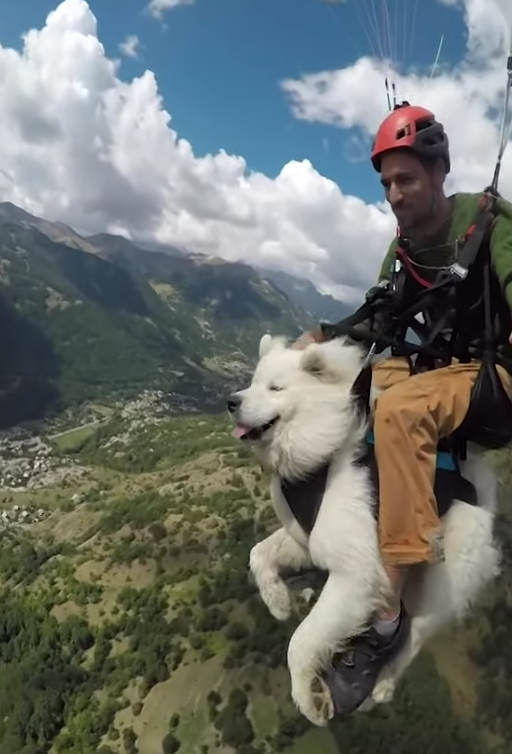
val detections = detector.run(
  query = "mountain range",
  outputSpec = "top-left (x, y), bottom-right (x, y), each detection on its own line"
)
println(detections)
top-left (0, 201), bottom-right (351, 428)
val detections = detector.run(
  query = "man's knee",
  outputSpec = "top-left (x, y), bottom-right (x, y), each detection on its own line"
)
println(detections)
top-left (373, 383), bottom-right (423, 434)
top-left (371, 356), bottom-right (411, 392)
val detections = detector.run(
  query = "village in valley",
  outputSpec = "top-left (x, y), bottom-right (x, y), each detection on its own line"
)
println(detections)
top-left (0, 390), bottom-right (180, 531)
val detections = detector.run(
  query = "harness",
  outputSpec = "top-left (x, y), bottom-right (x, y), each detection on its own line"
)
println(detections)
top-left (280, 463), bottom-right (330, 536)
top-left (279, 429), bottom-right (477, 539)
top-left (278, 191), bottom-right (512, 539)
top-left (322, 188), bottom-right (512, 461)
top-left (281, 55), bottom-right (512, 541)
top-left (280, 189), bottom-right (512, 536)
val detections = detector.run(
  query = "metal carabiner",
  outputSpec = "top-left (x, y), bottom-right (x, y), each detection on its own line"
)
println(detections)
top-left (362, 341), bottom-right (378, 369)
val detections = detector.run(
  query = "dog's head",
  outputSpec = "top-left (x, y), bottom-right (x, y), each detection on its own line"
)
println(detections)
top-left (227, 334), bottom-right (367, 477)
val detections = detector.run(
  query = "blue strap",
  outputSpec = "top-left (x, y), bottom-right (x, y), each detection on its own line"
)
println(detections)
top-left (365, 431), bottom-right (457, 472)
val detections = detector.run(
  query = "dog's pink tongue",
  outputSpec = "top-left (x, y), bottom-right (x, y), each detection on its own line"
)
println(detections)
top-left (232, 424), bottom-right (250, 439)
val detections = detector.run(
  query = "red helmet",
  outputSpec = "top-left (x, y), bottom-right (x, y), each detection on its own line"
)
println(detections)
top-left (370, 101), bottom-right (450, 174)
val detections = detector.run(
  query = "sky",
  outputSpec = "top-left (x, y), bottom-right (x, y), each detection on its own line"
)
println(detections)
top-left (0, 0), bottom-right (511, 303)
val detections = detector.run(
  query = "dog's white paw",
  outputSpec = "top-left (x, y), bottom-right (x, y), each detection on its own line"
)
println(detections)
top-left (249, 542), bottom-right (292, 620)
top-left (259, 577), bottom-right (292, 621)
top-left (371, 677), bottom-right (397, 705)
top-left (291, 675), bottom-right (334, 727)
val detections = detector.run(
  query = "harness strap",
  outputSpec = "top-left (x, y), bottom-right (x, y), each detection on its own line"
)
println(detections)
top-left (320, 301), bottom-right (376, 346)
top-left (280, 463), bottom-right (330, 537)
top-left (322, 205), bottom-right (494, 368)
top-left (378, 191), bottom-right (502, 371)
top-left (391, 190), bottom-right (495, 308)
top-left (452, 254), bottom-right (512, 452)
top-left (320, 188), bottom-right (512, 452)
top-left (445, 190), bottom-right (496, 283)
top-left (350, 362), bottom-right (373, 417)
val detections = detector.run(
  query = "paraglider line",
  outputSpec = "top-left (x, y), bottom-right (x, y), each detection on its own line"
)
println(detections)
top-left (407, 0), bottom-right (420, 68)
top-left (385, 78), bottom-right (391, 111)
top-left (317, 0), bottom-right (375, 71)
top-left (491, 57), bottom-right (512, 194)
top-left (383, 0), bottom-right (394, 71)
top-left (430, 34), bottom-right (444, 78)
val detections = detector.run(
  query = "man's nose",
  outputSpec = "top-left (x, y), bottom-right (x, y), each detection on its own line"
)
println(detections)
top-left (388, 184), bottom-right (404, 207)
top-left (227, 394), bottom-right (241, 413)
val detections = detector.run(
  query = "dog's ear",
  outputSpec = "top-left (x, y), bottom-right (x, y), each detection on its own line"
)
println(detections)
top-left (259, 334), bottom-right (287, 358)
top-left (300, 344), bottom-right (328, 378)
top-left (300, 341), bottom-right (361, 383)
top-left (259, 333), bottom-right (275, 358)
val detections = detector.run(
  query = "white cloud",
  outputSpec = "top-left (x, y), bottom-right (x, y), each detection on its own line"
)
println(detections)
top-left (119, 34), bottom-right (141, 59)
top-left (147, 0), bottom-right (194, 20)
top-left (0, 0), bottom-right (510, 308)
top-left (281, 0), bottom-right (512, 198)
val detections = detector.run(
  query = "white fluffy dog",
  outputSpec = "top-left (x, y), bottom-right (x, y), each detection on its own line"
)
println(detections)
top-left (228, 333), bottom-right (500, 727)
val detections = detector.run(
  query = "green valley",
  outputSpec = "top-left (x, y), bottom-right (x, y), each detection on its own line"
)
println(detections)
top-left (0, 400), bottom-right (511, 754)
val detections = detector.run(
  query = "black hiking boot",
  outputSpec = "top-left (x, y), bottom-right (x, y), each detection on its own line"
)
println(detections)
top-left (321, 603), bottom-right (410, 717)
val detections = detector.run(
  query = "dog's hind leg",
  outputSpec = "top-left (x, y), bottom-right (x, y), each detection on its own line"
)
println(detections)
top-left (249, 527), bottom-right (312, 622)
top-left (287, 572), bottom-right (371, 727)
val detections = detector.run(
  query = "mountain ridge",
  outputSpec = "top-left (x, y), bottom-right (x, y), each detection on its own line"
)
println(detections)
top-left (0, 200), bottom-right (348, 316)
top-left (0, 200), bottom-right (351, 429)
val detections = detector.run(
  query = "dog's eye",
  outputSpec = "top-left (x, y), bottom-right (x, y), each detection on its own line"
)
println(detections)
top-left (269, 385), bottom-right (283, 392)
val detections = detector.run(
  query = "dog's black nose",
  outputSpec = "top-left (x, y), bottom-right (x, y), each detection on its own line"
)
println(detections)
top-left (227, 394), bottom-right (241, 413)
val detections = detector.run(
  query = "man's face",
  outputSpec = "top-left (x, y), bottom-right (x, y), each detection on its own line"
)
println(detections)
top-left (380, 150), bottom-right (436, 232)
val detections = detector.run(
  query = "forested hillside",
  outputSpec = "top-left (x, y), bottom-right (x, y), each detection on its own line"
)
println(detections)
top-left (0, 409), bottom-right (510, 754)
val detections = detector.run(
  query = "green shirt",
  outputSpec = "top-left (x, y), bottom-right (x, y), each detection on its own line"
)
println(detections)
top-left (377, 192), bottom-right (512, 311)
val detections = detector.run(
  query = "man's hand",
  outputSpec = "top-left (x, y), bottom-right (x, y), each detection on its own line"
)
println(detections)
top-left (509, 328), bottom-right (512, 346)
top-left (291, 329), bottom-right (324, 350)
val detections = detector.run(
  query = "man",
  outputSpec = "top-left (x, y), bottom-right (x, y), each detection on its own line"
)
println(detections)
top-left (295, 102), bottom-right (512, 715)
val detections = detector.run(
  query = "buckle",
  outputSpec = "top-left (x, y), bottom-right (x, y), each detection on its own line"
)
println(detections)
top-left (449, 262), bottom-right (468, 280)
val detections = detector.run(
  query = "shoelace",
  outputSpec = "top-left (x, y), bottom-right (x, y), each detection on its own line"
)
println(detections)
top-left (338, 622), bottom-right (396, 669)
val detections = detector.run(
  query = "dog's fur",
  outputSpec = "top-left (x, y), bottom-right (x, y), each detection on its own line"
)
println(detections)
top-left (229, 333), bottom-right (500, 726)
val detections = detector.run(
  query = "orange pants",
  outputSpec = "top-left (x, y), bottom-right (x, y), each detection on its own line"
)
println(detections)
top-left (370, 356), bottom-right (512, 566)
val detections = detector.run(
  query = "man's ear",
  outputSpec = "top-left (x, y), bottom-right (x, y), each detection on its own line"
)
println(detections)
top-left (300, 344), bottom-right (328, 378)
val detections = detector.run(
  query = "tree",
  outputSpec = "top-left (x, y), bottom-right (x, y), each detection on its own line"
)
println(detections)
top-left (162, 732), bottom-right (181, 753)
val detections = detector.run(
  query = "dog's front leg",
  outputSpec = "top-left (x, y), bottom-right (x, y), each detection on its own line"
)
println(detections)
top-left (287, 573), bottom-right (371, 727)
top-left (249, 527), bottom-right (311, 621)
